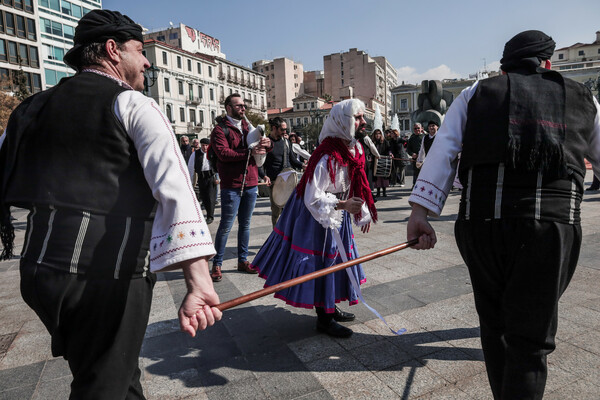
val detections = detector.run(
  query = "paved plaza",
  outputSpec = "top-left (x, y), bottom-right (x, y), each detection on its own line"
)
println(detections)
top-left (1, 171), bottom-right (600, 399)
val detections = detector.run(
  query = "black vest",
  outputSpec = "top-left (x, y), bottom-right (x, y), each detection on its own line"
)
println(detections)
top-left (423, 135), bottom-right (435, 155)
top-left (460, 75), bottom-right (595, 183)
top-left (4, 72), bottom-right (156, 218)
top-left (457, 75), bottom-right (596, 223)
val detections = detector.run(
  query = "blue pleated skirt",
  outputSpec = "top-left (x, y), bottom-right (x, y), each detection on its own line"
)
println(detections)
top-left (250, 193), bottom-right (365, 313)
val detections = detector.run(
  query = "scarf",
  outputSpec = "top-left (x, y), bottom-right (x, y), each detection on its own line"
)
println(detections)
top-left (296, 137), bottom-right (377, 224)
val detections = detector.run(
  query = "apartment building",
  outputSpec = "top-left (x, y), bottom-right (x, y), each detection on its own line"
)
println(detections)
top-left (303, 70), bottom-right (324, 98)
top-left (37, 0), bottom-right (101, 88)
top-left (252, 57), bottom-right (303, 109)
top-left (143, 39), bottom-right (220, 139)
top-left (551, 30), bottom-right (600, 97)
top-left (145, 23), bottom-right (267, 124)
top-left (1, 0), bottom-right (42, 93)
top-left (323, 48), bottom-right (396, 126)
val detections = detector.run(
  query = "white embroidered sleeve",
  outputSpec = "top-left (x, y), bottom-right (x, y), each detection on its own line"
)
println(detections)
top-left (409, 82), bottom-right (478, 217)
top-left (304, 155), bottom-right (343, 229)
top-left (115, 91), bottom-right (216, 272)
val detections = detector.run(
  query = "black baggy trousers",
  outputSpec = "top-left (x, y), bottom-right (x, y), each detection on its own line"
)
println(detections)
top-left (20, 261), bottom-right (156, 400)
top-left (455, 218), bottom-right (581, 400)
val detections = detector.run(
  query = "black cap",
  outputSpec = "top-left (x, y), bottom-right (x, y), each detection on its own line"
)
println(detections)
top-left (64, 10), bottom-right (143, 70)
top-left (200, 138), bottom-right (210, 145)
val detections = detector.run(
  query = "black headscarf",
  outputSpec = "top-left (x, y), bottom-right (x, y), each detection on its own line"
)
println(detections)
top-left (500, 30), bottom-right (555, 72)
top-left (63, 9), bottom-right (143, 70)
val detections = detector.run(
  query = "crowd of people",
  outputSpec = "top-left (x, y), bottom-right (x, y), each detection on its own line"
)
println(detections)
top-left (1, 9), bottom-right (600, 399)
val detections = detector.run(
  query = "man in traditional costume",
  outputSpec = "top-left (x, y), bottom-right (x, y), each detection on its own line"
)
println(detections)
top-left (0, 10), bottom-right (222, 399)
top-left (406, 122), bottom-right (425, 187)
top-left (407, 30), bottom-right (600, 399)
top-left (188, 138), bottom-right (218, 224)
top-left (415, 120), bottom-right (438, 169)
top-left (250, 99), bottom-right (377, 338)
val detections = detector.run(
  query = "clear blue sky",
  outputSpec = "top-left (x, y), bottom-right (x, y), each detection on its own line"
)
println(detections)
top-left (104, 0), bottom-right (600, 84)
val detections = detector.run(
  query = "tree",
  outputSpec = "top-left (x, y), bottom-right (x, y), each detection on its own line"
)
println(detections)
top-left (245, 110), bottom-right (271, 136)
top-left (12, 67), bottom-right (30, 102)
top-left (322, 93), bottom-right (332, 102)
top-left (0, 77), bottom-right (21, 133)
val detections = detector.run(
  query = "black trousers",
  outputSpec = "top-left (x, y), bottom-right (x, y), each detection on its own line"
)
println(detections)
top-left (455, 219), bottom-right (581, 400)
top-left (197, 172), bottom-right (217, 219)
top-left (20, 261), bottom-right (156, 400)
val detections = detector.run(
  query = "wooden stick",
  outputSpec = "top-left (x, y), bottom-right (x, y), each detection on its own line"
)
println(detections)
top-left (216, 238), bottom-right (419, 311)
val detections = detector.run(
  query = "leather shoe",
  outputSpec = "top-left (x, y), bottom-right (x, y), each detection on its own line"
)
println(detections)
top-left (333, 306), bottom-right (355, 322)
top-left (316, 319), bottom-right (353, 338)
top-left (206, 217), bottom-right (214, 224)
top-left (237, 260), bottom-right (257, 274)
top-left (210, 265), bottom-right (222, 282)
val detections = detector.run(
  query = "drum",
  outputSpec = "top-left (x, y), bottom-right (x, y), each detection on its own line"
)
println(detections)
top-left (374, 157), bottom-right (393, 178)
top-left (272, 168), bottom-right (298, 207)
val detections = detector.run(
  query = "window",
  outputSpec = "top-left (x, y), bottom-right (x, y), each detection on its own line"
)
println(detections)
top-left (14, 0), bottom-right (23, 10)
top-left (18, 43), bottom-right (28, 65)
top-left (156, 35), bottom-right (165, 42)
top-left (400, 99), bottom-right (407, 110)
top-left (198, 85), bottom-right (203, 98)
top-left (26, 17), bottom-right (35, 40)
top-left (7, 41), bottom-right (17, 63)
top-left (189, 109), bottom-right (195, 123)
top-left (0, 12), bottom-right (4, 33)
top-left (578, 50), bottom-right (585, 56)
top-left (163, 77), bottom-right (170, 92)
top-left (169, 32), bottom-right (178, 40)
top-left (178, 80), bottom-right (183, 95)
top-left (199, 110), bottom-right (204, 125)
top-left (179, 107), bottom-right (185, 122)
top-left (0, 40), bottom-right (6, 62)
top-left (188, 83), bottom-right (193, 99)
top-left (162, 51), bottom-right (167, 65)
top-left (63, 25), bottom-right (74, 40)
top-left (303, 103), bottom-right (307, 109)
top-left (25, 0), bottom-right (33, 12)
top-left (32, 72), bottom-right (41, 92)
top-left (197, 62), bottom-right (202, 74)
top-left (296, 118), bottom-right (300, 125)
top-left (176, 56), bottom-right (181, 69)
top-left (208, 66), bottom-right (212, 77)
top-left (228, 88), bottom-right (232, 95)
top-left (295, 104), bottom-right (299, 110)
top-left (49, 0), bottom-right (60, 11)
top-left (311, 102), bottom-right (315, 108)
top-left (209, 88), bottom-right (214, 101)
top-left (187, 59), bottom-right (191, 71)
top-left (211, 111), bottom-right (215, 124)
top-left (5, 12), bottom-right (15, 35)
top-left (166, 104), bottom-right (172, 122)
top-left (16, 15), bottom-right (25, 38)
top-left (304, 117), bottom-right (308, 124)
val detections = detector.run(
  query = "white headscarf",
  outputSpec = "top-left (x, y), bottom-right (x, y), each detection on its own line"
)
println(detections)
top-left (318, 99), bottom-right (366, 145)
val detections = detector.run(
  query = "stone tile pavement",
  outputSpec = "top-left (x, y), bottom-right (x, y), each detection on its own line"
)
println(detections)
top-left (1, 171), bottom-right (600, 399)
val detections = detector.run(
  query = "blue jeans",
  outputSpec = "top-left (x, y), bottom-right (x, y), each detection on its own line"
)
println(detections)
top-left (212, 186), bottom-right (258, 266)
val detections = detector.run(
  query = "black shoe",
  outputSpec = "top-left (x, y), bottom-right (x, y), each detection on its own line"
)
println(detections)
top-left (316, 319), bottom-right (353, 338)
top-left (333, 306), bottom-right (355, 322)
top-left (206, 217), bottom-right (214, 224)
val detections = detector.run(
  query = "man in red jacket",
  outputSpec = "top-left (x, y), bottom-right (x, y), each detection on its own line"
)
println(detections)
top-left (209, 94), bottom-right (271, 281)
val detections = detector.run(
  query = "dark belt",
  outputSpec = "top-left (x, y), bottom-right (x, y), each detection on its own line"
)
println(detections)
top-left (198, 170), bottom-right (215, 178)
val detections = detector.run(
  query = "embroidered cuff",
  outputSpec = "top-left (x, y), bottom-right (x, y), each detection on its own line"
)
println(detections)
top-left (149, 220), bottom-right (215, 272)
top-left (409, 179), bottom-right (447, 217)
top-left (317, 193), bottom-right (342, 229)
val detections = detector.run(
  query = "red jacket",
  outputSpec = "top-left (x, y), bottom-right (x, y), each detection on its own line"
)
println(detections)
top-left (210, 117), bottom-right (261, 189)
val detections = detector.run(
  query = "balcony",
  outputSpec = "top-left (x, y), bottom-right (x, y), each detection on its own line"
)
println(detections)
top-left (186, 97), bottom-right (201, 106)
top-left (187, 122), bottom-right (202, 132)
top-left (218, 72), bottom-right (226, 80)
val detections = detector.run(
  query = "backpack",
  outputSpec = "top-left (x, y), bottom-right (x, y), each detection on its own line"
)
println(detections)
top-left (207, 120), bottom-right (229, 171)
